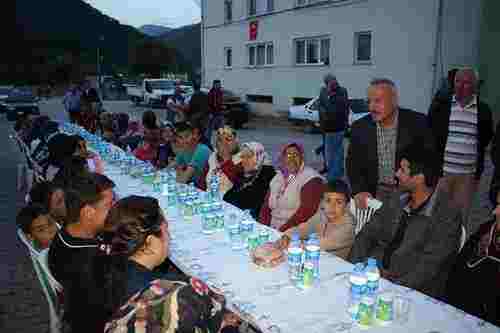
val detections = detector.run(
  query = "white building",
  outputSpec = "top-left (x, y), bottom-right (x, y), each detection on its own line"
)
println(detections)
top-left (201, 0), bottom-right (480, 116)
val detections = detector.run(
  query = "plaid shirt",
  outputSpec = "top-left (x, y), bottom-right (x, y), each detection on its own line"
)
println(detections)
top-left (376, 111), bottom-right (399, 184)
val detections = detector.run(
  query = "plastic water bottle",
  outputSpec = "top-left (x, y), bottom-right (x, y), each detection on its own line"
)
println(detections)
top-left (348, 263), bottom-right (368, 321)
top-left (240, 210), bottom-right (255, 243)
top-left (209, 174), bottom-right (220, 201)
top-left (305, 233), bottom-right (321, 280)
top-left (288, 232), bottom-right (304, 283)
top-left (365, 258), bottom-right (380, 296)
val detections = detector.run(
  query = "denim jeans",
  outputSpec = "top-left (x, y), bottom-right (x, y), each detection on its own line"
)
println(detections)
top-left (325, 131), bottom-right (345, 182)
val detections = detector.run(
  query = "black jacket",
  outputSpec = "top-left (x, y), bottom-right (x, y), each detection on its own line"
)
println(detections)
top-left (48, 230), bottom-right (109, 333)
top-left (446, 220), bottom-right (500, 326)
top-left (428, 95), bottom-right (494, 180)
top-left (318, 86), bottom-right (349, 133)
top-left (223, 165), bottom-right (276, 220)
top-left (349, 190), bottom-right (461, 299)
top-left (346, 109), bottom-right (435, 196)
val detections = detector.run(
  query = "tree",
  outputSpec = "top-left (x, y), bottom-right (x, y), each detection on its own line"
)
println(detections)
top-left (129, 39), bottom-right (177, 77)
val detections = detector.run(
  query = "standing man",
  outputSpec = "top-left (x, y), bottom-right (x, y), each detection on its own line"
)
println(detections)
top-left (428, 68), bottom-right (493, 226)
top-left (63, 84), bottom-right (81, 123)
top-left (166, 80), bottom-right (186, 123)
top-left (208, 79), bottom-right (225, 144)
top-left (347, 78), bottom-right (435, 209)
top-left (187, 80), bottom-right (210, 144)
top-left (318, 74), bottom-right (349, 182)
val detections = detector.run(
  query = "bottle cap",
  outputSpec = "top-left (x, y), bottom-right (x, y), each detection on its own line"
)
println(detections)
top-left (367, 258), bottom-right (377, 267)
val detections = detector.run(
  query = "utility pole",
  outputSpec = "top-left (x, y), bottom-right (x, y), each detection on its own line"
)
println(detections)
top-left (97, 35), bottom-right (104, 91)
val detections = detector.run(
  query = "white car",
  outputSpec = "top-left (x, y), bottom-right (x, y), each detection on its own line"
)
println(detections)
top-left (289, 97), bottom-right (370, 128)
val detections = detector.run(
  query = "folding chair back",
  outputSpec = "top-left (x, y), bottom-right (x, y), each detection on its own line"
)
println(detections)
top-left (350, 198), bottom-right (383, 235)
top-left (17, 229), bottom-right (63, 333)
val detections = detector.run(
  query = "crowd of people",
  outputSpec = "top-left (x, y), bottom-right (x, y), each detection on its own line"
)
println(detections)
top-left (13, 68), bottom-right (500, 332)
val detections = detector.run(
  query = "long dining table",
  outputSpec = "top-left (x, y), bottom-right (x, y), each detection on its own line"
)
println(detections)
top-left (69, 124), bottom-right (499, 333)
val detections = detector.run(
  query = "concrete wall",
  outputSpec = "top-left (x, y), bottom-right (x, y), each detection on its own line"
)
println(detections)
top-left (203, 0), bottom-right (480, 115)
top-left (480, 0), bottom-right (500, 124)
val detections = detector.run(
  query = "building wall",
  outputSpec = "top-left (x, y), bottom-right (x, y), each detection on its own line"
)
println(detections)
top-left (203, 0), bottom-right (480, 115)
top-left (479, 0), bottom-right (500, 124)
top-left (432, 0), bottom-right (481, 91)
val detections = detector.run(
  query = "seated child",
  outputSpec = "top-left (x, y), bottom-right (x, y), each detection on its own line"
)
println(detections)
top-left (275, 179), bottom-right (354, 260)
top-left (17, 203), bottom-right (58, 250)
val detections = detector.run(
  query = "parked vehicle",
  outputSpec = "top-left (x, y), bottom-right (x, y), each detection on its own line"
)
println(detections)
top-left (2, 87), bottom-right (40, 121)
top-left (0, 86), bottom-right (13, 113)
top-left (126, 79), bottom-right (176, 107)
top-left (288, 97), bottom-right (370, 132)
top-left (186, 88), bottom-right (250, 129)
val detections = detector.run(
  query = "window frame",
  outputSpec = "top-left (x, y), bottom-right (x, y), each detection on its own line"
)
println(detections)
top-left (294, 36), bottom-right (331, 66)
top-left (354, 31), bottom-right (373, 65)
top-left (247, 0), bottom-right (275, 17)
top-left (224, 0), bottom-right (233, 23)
top-left (224, 47), bottom-right (232, 69)
top-left (247, 42), bottom-right (274, 68)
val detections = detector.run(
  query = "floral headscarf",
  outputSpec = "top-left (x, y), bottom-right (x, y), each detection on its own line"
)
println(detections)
top-left (278, 142), bottom-right (305, 179)
top-left (241, 142), bottom-right (271, 174)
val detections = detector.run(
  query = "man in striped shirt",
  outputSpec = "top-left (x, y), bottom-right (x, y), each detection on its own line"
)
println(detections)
top-left (428, 68), bottom-right (494, 229)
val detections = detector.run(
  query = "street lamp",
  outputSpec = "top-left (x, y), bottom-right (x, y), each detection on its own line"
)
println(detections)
top-left (97, 35), bottom-right (104, 91)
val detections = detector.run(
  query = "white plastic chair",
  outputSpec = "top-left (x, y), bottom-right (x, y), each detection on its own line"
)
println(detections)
top-left (459, 225), bottom-right (467, 252)
top-left (350, 198), bottom-right (383, 235)
top-left (17, 229), bottom-right (63, 333)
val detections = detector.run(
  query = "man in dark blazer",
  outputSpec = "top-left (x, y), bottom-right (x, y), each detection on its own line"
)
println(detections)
top-left (349, 144), bottom-right (462, 299)
top-left (347, 78), bottom-right (435, 209)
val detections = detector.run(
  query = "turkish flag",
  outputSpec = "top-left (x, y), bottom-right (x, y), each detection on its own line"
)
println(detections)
top-left (249, 21), bottom-right (258, 40)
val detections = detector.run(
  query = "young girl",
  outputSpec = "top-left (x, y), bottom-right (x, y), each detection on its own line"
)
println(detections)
top-left (73, 135), bottom-right (104, 174)
top-left (276, 179), bottom-right (354, 260)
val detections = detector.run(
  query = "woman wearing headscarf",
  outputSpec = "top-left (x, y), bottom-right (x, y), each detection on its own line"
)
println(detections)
top-left (224, 142), bottom-right (276, 219)
top-left (259, 142), bottom-right (325, 232)
top-left (198, 126), bottom-right (242, 194)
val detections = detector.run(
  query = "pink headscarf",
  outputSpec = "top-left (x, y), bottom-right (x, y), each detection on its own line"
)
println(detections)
top-left (278, 142), bottom-right (305, 178)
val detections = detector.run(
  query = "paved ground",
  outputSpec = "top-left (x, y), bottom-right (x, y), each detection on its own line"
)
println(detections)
top-left (0, 115), bottom-right (49, 332)
top-left (0, 98), bottom-right (493, 331)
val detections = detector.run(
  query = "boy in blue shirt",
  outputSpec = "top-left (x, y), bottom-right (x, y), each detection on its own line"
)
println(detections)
top-left (174, 122), bottom-right (212, 184)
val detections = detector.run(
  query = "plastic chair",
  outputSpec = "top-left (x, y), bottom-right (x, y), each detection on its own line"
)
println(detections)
top-left (350, 198), bottom-right (383, 235)
top-left (17, 229), bottom-right (63, 333)
top-left (459, 225), bottom-right (467, 252)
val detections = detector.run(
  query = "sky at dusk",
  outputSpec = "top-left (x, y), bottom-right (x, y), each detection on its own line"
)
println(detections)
top-left (84, 0), bottom-right (201, 28)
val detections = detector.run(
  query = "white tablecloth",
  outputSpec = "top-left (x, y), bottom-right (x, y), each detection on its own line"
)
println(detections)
top-left (102, 156), bottom-right (498, 333)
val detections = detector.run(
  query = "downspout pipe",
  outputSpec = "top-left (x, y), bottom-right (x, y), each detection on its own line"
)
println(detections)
top-left (431, 0), bottom-right (444, 97)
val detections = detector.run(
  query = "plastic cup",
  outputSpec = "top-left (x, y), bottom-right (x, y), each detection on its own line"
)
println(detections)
top-left (247, 233), bottom-right (260, 251)
top-left (393, 296), bottom-right (411, 324)
top-left (375, 292), bottom-right (394, 324)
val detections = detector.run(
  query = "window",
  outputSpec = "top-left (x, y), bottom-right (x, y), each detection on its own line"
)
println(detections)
top-left (354, 31), bottom-right (372, 64)
top-left (224, 0), bottom-right (232, 23)
top-left (249, 46), bottom-right (256, 66)
top-left (224, 47), bottom-right (232, 68)
top-left (247, 42), bottom-right (274, 67)
top-left (294, 36), bottom-right (330, 65)
top-left (296, 0), bottom-right (323, 7)
top-left (248, 0), bottom-right (274, 16)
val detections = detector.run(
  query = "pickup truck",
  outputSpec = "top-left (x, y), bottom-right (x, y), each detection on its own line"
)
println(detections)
top-left (126, 79), bottom-right (176, 107)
